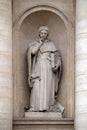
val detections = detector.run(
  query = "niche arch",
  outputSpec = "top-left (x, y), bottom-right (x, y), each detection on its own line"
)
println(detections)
top-left (13, 5), bottom-right (74, 118)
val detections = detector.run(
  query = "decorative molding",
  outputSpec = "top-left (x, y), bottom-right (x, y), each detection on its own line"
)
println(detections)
top-left (13, 4), bottom-right (73, 30)
top-left (13, 118), bottom-right (74, 125)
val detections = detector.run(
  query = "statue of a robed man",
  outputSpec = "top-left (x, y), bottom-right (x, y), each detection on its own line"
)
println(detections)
top-left (27, 26), bottom-right (63, 112)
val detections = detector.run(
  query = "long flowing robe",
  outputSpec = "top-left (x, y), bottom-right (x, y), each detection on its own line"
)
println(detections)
top-left (27, 39), bottom-right (61, 111)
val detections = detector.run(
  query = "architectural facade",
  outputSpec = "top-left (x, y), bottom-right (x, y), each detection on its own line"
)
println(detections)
top-left (0, 0), bottom-right (87, 130)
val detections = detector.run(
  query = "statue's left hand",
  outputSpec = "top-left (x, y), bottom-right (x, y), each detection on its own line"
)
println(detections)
top-left (52, 65), bottom-right (58, 72)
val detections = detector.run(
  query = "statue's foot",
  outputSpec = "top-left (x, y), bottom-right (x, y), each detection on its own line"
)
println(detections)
top-left (29, 107), bottom-right (35, 112)
top-left (29, 107), bottom-right (40, 112)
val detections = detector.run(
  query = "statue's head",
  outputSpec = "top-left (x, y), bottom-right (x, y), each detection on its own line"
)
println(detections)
top-left (38, 26), bottom-right (49, 41)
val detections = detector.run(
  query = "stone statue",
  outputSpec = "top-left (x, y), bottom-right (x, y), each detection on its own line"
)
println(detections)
top-left (27, 26), bottom-right (64, 112)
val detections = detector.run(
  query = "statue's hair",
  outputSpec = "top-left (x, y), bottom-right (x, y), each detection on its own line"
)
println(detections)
top-left (39, 26), bottom-right (48, 32)
top-left (38, 26), bottom-right (49, 37)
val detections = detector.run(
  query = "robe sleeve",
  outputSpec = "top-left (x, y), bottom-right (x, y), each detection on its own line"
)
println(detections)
top-left (27, 42), bottom-right (42, 88)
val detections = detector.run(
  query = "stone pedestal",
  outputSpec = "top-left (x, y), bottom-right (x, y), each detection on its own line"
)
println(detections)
top-left (13, 117), bottom-right (74, 130)
top-left (25, 112), bottom-right (62, 120)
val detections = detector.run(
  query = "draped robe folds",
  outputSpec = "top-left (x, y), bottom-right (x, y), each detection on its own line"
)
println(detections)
top-left (27, 39), bottom-right (61, 111)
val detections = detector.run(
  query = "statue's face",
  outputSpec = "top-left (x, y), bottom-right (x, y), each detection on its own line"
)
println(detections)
top-left (39, 29), bottom-right (48, 40)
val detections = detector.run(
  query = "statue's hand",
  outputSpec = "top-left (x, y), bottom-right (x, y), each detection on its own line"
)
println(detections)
top-left (54, 60), bottom-right (61, 70)
top-left (28, 77), bottom-right (31, 87)
top-left (52, 65), bottom-right (58, 72)
top-left (31, 42), bottom-right (42, 55)
top-left (31, 45), bottom-right (39, 54)
top-left (28, 77), bottom-right (34, 88)
top-left (52, 60), bottom-right (61, 72)
top-left (39, 39), bottom-right (44, 44)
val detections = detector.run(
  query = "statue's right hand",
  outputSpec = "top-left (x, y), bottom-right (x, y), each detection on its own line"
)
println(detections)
top-left (31, 44), bottom-right (41, 54)
top-left (28, 77), bottom-right (35, 88)
top-left (28, 77), bottom-right (32, 88)
top-left (39, 39), bottom-right (43, 44)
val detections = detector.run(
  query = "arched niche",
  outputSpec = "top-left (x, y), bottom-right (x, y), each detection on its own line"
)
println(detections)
top-left (13, 8), bottom-right (74, 118)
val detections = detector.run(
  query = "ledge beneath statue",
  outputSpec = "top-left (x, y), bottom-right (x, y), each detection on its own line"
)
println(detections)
top-left (25, 112), bottom-right (62, 120)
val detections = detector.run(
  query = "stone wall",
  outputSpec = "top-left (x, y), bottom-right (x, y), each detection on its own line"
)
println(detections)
top-left (13, 0), bottom-right (75, 130)
top-left (0, 0), bottom-right (12, 130)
